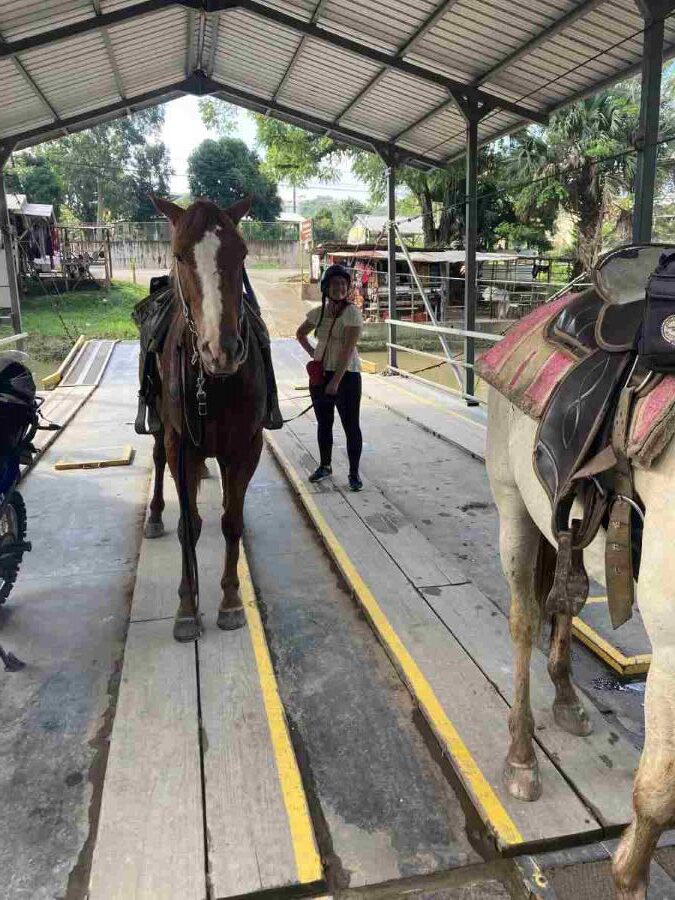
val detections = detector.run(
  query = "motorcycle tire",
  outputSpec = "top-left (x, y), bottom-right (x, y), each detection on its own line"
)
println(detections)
top-left (0, 491), bottom-right (28, 605)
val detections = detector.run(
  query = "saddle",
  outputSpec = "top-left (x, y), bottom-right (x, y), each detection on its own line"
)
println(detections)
top-left (534, 244), bottom-right (675, 628)
top-left (132, 275), bottom-right (175, 435)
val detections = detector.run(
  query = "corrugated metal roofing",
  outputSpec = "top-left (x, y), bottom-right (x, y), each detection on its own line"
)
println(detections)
top-left (0, 0), bottom-right (672, 167)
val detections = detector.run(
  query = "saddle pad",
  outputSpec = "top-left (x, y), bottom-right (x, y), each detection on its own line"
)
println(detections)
top-left (476, 293), bottom-right (576, 418)
top-left (627, 375), bottom-right (675, 468)
top-left (477, 293), bottom-right (675, 469)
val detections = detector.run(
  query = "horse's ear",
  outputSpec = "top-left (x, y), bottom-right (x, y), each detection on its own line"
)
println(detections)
top-left (149, 194), bottom-right (184, 227)
top-left (225, 195), bottom-right (252, 225)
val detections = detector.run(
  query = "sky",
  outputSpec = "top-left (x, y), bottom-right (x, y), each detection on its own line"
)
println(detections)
top-left (161, 96), bottom-right (371, 211)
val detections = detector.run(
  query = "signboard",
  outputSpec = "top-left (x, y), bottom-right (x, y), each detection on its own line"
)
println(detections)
top-left (300, 218), bottom-right (313, 243)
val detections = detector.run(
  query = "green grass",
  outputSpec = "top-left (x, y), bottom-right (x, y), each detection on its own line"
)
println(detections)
top-left (2, 280), bottom-right (147, 386)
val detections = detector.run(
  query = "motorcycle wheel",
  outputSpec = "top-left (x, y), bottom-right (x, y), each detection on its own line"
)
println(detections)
top-left (0, 491), bottom-right (28, 605)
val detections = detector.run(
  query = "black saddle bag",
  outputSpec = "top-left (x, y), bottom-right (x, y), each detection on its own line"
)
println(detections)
top-left (638, 250), bottom-right (675, 372)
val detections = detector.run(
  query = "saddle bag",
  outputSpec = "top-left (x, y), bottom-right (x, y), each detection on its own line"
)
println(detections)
top-left (638, 250), bottom-right (675, 372)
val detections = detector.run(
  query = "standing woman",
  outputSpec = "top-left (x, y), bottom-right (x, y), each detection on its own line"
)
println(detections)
top-left (296, 263), bottom-right (364, 491)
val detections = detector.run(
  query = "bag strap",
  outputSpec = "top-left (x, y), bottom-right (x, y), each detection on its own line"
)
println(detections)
top-left (319, 312), bottom-right (340, 365)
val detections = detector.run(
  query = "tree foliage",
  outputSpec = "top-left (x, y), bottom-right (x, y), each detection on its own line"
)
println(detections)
top-left (198, 97), bottom-right (237, 135)
top-left (299, 195), bottom-right (370, 240)
top-left (7, 108), bottom-right (172, 222)
top-left (187, 138), bottom-right (281, 219)
top-left (254, 117), bottom-right (340, 187)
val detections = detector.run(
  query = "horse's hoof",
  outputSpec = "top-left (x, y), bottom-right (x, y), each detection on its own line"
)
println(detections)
top-left (144, 520), bottom-right (165, 539)
top-left (173, 614), bottom-right (202, 642)
top-left (553, 701), bottom-right (593, 736)
top-left (217, 607), bottom-right (246, 631)
top-left (503, 758), bottom-right (542, 802)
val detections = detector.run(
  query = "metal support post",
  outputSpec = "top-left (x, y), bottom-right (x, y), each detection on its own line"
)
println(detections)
top-left (393, 222), bottom-right (463, 385)
top-left (633, 13), bottom-right (664, 243)
top-left (0, 170), bottom-right (22, 337)
top-left (464, 109), bottom-right (479, 405)
top-left (387, 155), bottom-right (397, 369)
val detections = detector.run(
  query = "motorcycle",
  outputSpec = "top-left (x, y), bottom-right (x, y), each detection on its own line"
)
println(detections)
top-left (0, 352), bottom-right (59, 671)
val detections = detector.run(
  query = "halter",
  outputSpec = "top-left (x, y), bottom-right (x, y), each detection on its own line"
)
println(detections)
top-left (173, 255), bottom-right (250, 421)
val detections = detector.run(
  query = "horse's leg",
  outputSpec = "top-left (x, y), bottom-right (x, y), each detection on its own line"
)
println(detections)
top-left (494, 482), bottom-right (544, 801)
top-left (548, 613), bottom-right (592, 736)
top-left (614, 504), bottom-right (675, 899)
top-left (144, 428), bottom-right (167, 539)
top-left (216, 434), bottom-right (262, 632)
top-left (165, 427), bottom-right (204, 642)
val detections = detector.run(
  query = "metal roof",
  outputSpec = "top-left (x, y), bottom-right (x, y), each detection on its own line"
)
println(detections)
top-left (0, 1), bottom-right (673, 169)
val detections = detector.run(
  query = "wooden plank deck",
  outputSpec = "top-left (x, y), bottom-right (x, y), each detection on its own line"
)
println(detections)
top-left (358, 369), bottom-right (653, 677)
top-left (266, 424), bottom-right (620, 852)
top-left (89, 467), bottom-right (322, 899)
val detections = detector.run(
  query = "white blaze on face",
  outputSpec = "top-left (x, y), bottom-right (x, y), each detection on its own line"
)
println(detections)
top-left (193, 227), bottom-right (222, 355)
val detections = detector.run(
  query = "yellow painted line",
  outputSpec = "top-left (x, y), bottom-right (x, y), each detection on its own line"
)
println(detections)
top-left (42, 334), bottom-right (86, 388)
top-left (265, 431), bottom-right (524, 849)
top-left (572, 617), bottom-right (651, 676)
top-left (240, 551), bottom-right (324, 885)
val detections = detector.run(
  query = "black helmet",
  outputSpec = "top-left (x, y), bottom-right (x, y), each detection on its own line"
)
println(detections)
top-left (0, 357), bottom-right (36, 408)
top-left (320, 263), bottom-right (351, 295)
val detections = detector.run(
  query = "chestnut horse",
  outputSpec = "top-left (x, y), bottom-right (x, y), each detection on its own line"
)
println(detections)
top-left (145, 195), bottom-right (266, 642)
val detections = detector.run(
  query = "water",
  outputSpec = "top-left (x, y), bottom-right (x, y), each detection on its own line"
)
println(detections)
top-left (360, 349), bottom-right (490, 402)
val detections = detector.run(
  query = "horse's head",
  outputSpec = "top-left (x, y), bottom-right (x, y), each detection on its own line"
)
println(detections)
top-left (151, 194), bottom-right (251, 376)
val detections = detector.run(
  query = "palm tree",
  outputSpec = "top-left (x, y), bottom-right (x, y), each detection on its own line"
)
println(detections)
top-left (506, 91), bottom-right (640, 273)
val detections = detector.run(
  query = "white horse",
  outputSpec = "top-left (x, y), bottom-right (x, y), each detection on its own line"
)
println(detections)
top-left (486, 385), bottom-right (675, 899)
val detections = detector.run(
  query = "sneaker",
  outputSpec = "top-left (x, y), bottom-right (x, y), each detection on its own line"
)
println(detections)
top-left (348, 473), bottom-right (363, 492)
top-left (309, 465), bottom-right (332, 483)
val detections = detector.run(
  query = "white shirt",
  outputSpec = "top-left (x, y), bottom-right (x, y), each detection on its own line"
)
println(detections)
top-left (306, 303), bottom-right (363, 373)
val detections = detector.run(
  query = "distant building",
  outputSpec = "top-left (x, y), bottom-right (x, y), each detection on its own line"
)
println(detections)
top-left (347, 214), bottom-right (425, 245)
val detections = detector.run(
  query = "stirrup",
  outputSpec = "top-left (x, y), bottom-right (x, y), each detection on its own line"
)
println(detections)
top-left (263, 397), bottom-right (284, 430)
top-left (134, 396), bottom-right (150, 435)
top-left (545, 524), bottom-right (589, 617)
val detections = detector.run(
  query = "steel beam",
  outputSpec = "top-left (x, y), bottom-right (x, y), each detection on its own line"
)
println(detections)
top-left (635, 0), bottom-right (675, 18)
top-left (12, 81), bottom-right (188, 150)
top-left (475, 0), bottom-right (608, 87)
top-left (395, 0), bottom-right (461, 58)
top-left (205, 12), bottom-right (221, 76)
top-left (633, 14), bottom-right (665, 242)
top-left (10, 53), bottom-right (65, 133)
top-left (387, 155), bottom-right (397, 369)
top-left (0, 171), bottom-right (23, 336)
top-left (213, 0), bottom-right (547, 124)
top-left (442, 37), bottom-right (675, 165)
top-left (0, 142), bottom-right (15, 168)
top-left (335, 0), bottom-right (461, 124)
top-left (452, 97), bottom-right (483, 405)
top-left (200, 75), bottom-right (443, 169)
top-left (91, 0), bottom-right (127, 100)
top-left (271, 0), bottom-right (326, 101)
top-left (392, 96), bottom-right (455, 142)
top-left (0, 1), bottom-right (199, 59)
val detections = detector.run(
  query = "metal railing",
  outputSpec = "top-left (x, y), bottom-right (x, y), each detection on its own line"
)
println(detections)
top-left (384, 318), bottom-right (504, 406)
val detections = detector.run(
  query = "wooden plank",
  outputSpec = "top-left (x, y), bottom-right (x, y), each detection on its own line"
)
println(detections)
top-left (54, 444), bottom-right (134, 470)
top-left (197, 476), bottom-right (322, 898)
top-left (129, 484), bottom-right (181, 622)
top-left (422, 583), bottom-right (640, 828)
top-left (88, 621), bottom-right (204, 900)
top-left (267, 428), bottom-right (601, 851)
top-left (283, 412), bottom-right (469, 588)
top-left (361, 375), bottom-right (487, 461)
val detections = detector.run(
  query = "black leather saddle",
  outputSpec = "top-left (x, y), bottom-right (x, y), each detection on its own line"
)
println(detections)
top-left (533, 244), bottom-right (675, 627)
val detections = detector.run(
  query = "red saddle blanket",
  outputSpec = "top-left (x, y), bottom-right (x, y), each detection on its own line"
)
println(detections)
top-left (476, 292), bottom-right (675, 469)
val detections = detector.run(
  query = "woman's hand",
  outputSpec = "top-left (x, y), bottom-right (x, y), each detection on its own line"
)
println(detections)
top-left (325, 376), bottom-right (340, 396)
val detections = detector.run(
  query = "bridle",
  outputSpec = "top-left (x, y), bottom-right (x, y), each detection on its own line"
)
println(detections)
top-left (173, 253), bottom-right (250, 420)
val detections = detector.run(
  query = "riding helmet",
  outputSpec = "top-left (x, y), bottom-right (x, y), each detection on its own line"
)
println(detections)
top-left (320, 263), bottom-right (351, 295)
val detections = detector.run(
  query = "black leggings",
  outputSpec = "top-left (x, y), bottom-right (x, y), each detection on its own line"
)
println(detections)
top-left (310, 371), bottom-right (363, 475)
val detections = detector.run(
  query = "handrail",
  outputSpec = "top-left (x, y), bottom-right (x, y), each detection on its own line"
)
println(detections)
top-left (0, 331), bottom-right (28, 348)
top-left (384, 318), bottom-right (503, 343)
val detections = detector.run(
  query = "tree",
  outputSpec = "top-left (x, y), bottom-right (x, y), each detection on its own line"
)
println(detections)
top-left (254, 117), bottom-right (340, 188)
top-left (4, 154), bottom-right (65, 215)
top-left (187, 138), bottom-right (281, 219)
top-left (198, 97), bottom-right (237, 135)
top-left (311, 206), bottom-right (339, 242)
top-left (505, 81), bottom-right (675, 270)
top-left (11, 108), bottom-right (172, 222)
top-left (299, 195), bottom-right (370, 240)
